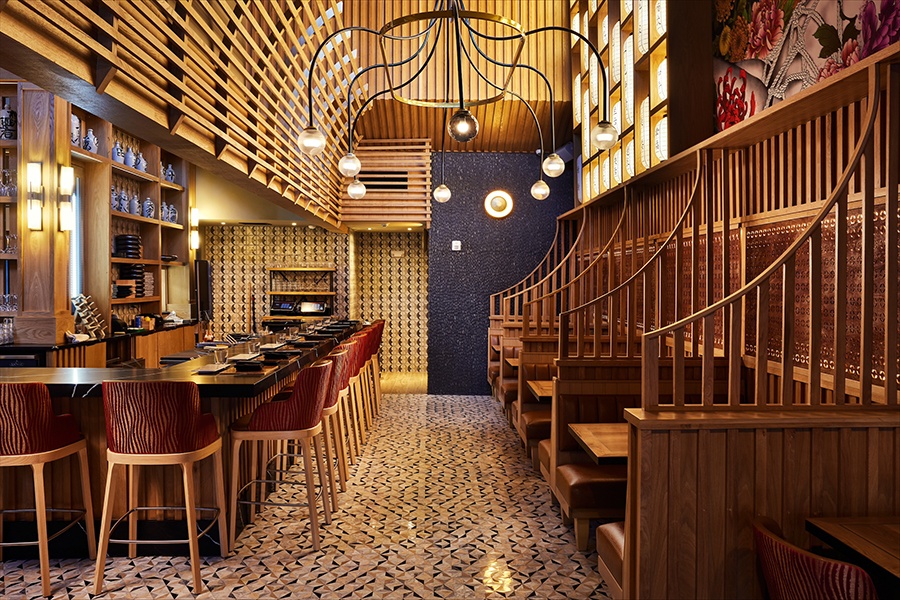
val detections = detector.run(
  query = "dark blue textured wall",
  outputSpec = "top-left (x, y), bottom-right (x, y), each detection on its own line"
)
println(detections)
top-left (427, 152), bottom-right (573, 395)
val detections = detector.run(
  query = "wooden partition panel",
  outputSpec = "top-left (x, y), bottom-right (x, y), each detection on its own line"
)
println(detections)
top-left (624, 408), bottom-right (900, 599)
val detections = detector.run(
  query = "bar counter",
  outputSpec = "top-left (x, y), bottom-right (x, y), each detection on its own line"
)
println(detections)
top-left (0, 325), bottom-right (361, 531)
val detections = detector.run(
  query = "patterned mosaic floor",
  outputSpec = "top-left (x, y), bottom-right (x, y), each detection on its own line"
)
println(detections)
top-left (2, 394), bottom-right (611, 599)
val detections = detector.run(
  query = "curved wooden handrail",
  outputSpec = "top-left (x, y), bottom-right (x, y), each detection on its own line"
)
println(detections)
top-left (642, 62), bottom-right (884, 409)
top-left (489, 218), bottom-right (566, 316)
top-left (561, 152), bottom-right (702, 316)
top-left (528, 190), bottom-right (630, 306)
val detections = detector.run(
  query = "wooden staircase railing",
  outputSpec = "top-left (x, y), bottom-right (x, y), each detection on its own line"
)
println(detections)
top-left (642, 62), bottom-right (898, 409)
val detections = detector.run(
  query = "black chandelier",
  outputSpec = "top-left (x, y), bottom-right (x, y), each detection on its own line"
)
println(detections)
top-left (299, 0), bottom-right (619, 205)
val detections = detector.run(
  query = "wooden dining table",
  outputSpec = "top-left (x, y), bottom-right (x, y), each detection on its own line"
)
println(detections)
top-left (505, 356), bottom-right (519, 368)
top-left (805, 516), bottom-right (900, 580)
top-left (526, 379), bottom-right (553, 401)
top-left (567, 423), bottom-right (629, 462)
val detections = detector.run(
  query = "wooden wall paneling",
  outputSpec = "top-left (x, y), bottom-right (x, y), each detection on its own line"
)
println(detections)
top-left (666, 430), bottom-right (697, 598)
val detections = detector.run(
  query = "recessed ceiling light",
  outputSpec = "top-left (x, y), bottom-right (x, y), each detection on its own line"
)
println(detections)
top-left (367, 227), bottom-right (372, 231)
top-left (291, 222), bottom-right (297, 226)
top-left (407, 227), bottom-right (412, 231)
top-left (220, 221), bottom-right (226, 225)
top-left (307, 225), bottom-right (315, 229)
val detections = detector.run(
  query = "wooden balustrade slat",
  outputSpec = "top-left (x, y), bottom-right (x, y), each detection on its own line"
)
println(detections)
top-left (781, 256), bottom-right (796, 406)
top-left (755, 281), bottom-right (770, 406)
top-left (809, 230), bottom-right (823, 405)
top-left (860, 100), bottom-right (876, 405)
top-left (886, 65), bottom-right (899, 407)
top-left (834, 190), bottom-right (848, 405)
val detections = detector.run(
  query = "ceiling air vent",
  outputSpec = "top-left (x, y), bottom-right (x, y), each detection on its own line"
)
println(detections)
top-left (359, 171), bottom-right (408, 191)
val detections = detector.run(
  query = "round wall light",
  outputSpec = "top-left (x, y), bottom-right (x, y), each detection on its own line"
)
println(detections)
top-left (484, 190), bottom-right (513, 219)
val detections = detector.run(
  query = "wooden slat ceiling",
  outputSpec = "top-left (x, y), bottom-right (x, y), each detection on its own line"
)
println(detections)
top-left (346, 0), bottom-right (573, 153)
top-left (0, 0), bottom-right (573, 229)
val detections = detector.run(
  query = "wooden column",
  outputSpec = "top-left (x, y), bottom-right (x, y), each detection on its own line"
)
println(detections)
top-left (15, 85), bottom-right (73, 343)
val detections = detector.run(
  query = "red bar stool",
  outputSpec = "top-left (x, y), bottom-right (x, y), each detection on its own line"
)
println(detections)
top-left (229, 359), bottom-right (333, 552)
top-left (371, 320), bottom-right (385, 411)
top-left (94, 381), bottom-right (228, 595)
top-left (0, 382), bottom-right (96, 598)
top-left (339, 339), bottom-right (367, 453)
top-left (351, 329), bottom-right (376, 431)
top-left (323, 346), bottom-right (352, 494)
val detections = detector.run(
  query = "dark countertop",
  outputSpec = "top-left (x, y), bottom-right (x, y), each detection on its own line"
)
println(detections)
top-left (0, 323), bottom-right (359, 398)
top-left (0, 321), bottom-right (198, 353)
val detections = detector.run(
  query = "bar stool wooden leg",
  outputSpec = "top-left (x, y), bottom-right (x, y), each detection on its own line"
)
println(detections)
top-left (128, 464), bottom-right (139, 558)
top-left (312, 435), bottom-right (332, 525)
top-left (77, 447), bottom-right (97, 559)
top-left (213, 448), bottom-right (229, 556)
top-left (321, 415), bottom-right (340, 513)
top-left (300, 437), bottom-right (320, 551)
top-left (31, 463), bottom-right (51, 598)
top-left (181, 462), bottom-right (203, 594)
top-left (373, 353), bottom-right (383, 413)
top-left (249, 440), bottom-right (259, 523)
top-left (332, 405), bottom-right (349, 491)
top-left (353, 378), bottom-right (368, 445)
top-left (342, 390), bottom-right (360, 463)
top-left (228, 438), bottom-right (243, 553)
top-left (94, 462), bottom-right (119, 595)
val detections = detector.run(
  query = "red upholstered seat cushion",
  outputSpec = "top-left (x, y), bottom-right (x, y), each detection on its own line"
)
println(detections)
top-left (102, 381), bottom-right (218, 454)
top-left (556, 463), bottom-right (627, 510)
top-left (0, 383), bottom-right (82, 455)
top-left (521, 410), bottom-right (551, 440)
top-left (596, 521), bottom-right (626, 587)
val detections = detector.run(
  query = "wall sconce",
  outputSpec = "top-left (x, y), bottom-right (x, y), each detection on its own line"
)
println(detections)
top-left (190, 207), bottom-right (200, 227)
top-left (190, 229), bottom-right (200, 250)
top-left (58, 165), bottom-right (74, 231)
top-left (26, 162), bottom-right (43, 231)
top-left (484, 190), bottom-right (513, 219)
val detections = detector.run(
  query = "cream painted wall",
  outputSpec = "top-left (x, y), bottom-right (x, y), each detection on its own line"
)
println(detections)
top-left (194, 167), bottom-right (315, 225)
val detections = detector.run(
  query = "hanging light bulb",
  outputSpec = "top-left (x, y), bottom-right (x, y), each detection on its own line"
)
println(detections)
top-left (433, 184), bottom-right (452, 203)
top-left (347, 177), bottom-right (366, 199)
top-left (591, 120), bottom-right (619, 151)
top-left (542, 153), bottom-right (565, 178)
top-left (531, 179), bottom-right (550, 200)
top-left (338, 152), bottom-right (361, 177)
top-left (448, 109), bottom-right (479, 143)
top-left (298, 126), bottom-right (326, 156)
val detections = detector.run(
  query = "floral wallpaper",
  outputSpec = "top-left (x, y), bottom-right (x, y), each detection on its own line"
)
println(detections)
top-left (713, 0), bottom-right (900, 131)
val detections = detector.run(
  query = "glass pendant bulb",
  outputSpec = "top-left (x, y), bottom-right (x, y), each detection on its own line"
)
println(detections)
top-left (338, 152), bottom-right (361, 177)
top-left (299, 127), bottom-right (326, 156)
top-left (433, 184), bottom-right (452, 203)
top-left (448, 109), bottom-right (479, 143)
top-left (591, 120), bottom-right (619, 151)
top-left (347, 178), bottom-right (366, 199)
top-left (542, 153), bottom-right (566, 178)
top-left (531, 179), bottom-right (550, 200)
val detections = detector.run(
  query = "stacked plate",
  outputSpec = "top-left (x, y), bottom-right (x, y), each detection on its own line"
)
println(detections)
top-left (119, 264), bottom-right (145, 297)
top-left (114, 234), bottom-right (142, 259)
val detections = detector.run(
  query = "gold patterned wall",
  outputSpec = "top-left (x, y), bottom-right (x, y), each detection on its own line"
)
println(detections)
top-left (202, 226), bottom-right (428, 373)
top-left (353, 232), bottom-right (428, 373)
top-left (201, 225), bottom-right (350, 337)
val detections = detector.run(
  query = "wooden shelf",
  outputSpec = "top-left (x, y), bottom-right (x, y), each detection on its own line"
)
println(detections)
top-left (266, 291), bottom-right (336, 296)
top-left (0, 140), bottom-right (16, 149)
top-left (160, 221), bottom-right (184, 230)
top-left (71, 146), bottom-right (106, 164)
top-left (160, 179), bottom-right (184, 192)
top-left (111, 161), bottom-right (157, 182)
top-left (0, 196), bottom-right (16, 204)
top-left (111, 257), bottom-right (161, 265)
top-left (111, 296), bottom-right (162, 305)
top-left (0, 254), bottom-right (18, 261)
top-left (111, 210), bottom-right (159, 225)
top-left (161, 260), bottom-right (186, 267)
top-left (267, 267), bottom-right (336, 272)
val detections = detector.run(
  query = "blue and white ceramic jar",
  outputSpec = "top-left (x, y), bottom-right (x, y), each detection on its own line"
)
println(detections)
top-left (112, 141), bottom-right (125, 164)
top-left (82, 129), bottom-right (98, 153)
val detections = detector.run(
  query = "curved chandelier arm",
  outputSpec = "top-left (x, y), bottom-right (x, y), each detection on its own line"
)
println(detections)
top-left (525, 26), bottom-right (609, 123)
top-left (307, 26), bottom-right (381, 128)
top-left (460, 23), bottom-right (610, 123)
top-left (460, 19), bottom-right (555, 153)
top-left (345, 19), bottom-right (447, 152)
top-left (455, 29), bottom-right (544, 166)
